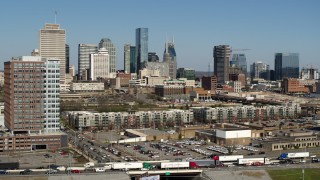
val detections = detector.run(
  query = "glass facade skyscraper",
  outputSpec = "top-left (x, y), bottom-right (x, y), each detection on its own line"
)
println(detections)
top-left (274, 53), bottom-right (299, 80)
top-left (78, 44), bottom-right (98, 79)
top-left (136, 28), bottom-right (148, 71)
top-left (231, 54), bottom-right (247, 74)
top-left (99, 38), bottom-right (116, 74)
top-left (130, 46), bottom-right (136, 73)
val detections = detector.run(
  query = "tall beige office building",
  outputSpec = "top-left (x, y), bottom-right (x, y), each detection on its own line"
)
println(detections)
top-left (39, 23), bottom-right (66, 83)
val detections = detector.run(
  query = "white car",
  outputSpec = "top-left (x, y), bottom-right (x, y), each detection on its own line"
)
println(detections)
top-left (95, 168), bottom-right (106, 172)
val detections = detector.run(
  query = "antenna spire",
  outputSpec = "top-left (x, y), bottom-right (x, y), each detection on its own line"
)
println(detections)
top-left (54, 11), bottom-right (57, 24)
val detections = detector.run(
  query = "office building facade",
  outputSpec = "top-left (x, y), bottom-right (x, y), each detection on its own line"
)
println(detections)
top-left (214, 45), bottom-right (231, 84)
top-left (163, 39), bottom-right (177, 79)
top-left (39, 24), bottom-right (66, 84)
top-left (136, 28), bottom-right (148, 71)
top-left (130, 46), bottom-right (137, 73)
top-left (124, 44), bottom-right (131, 73)
top-left (4, 56), bottom-right (60, 134)
top-left (99, 38), bottom-right (116, 74)
top-left (177, 68), bottom-right (195, 80)
top-left (78, 44), bottom-right (98, 79)
top-left (250, 61), bottom-right (269, 80)
top-left (275, 53), bottom-right (299, 80)
top-left (65, 44), bottom-right (70, 74)
top-left (230, 54), bottom-right (247, 74)
top-left (90, 48), bottom-right (111, 80)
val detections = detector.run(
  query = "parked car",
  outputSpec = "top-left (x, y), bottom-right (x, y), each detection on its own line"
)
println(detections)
top-left (45, 169), bottom-right (58, 174)
top-left (71, 169), bottom-right (81, 173)
top-left (20, 169), bottom-right (32, 175)
top-left (0, 170), bottom-right (8, 175)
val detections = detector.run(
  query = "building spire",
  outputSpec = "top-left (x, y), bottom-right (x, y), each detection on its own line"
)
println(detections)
top-left (165, 33), bottom-right (168, 53)
top-left (172, 34), bottom-right (174, 44)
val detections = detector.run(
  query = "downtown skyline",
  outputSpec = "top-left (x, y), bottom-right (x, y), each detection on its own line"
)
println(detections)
top-left (0, 0), bottom-right (319, 71)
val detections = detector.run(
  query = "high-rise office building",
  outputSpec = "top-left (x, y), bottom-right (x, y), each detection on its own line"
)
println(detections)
top-left (136, 28), bottom-right (148, 71)
top-left (130, 46), bottom-right (137, 73)
top-left (250, 61), bottom-right (269, 79)
top-left (4, 56), bottom-right (60, 134)
top-left (213, 45), bottom-right (231, 84)
top-left (78, 44), bottom-right (98, 79)
top-left (65, 44), bottom-right (70, 74)
top-left (275, 53), bottom-right (299, 80)
top-left (177, 68), bottom-right (195, 80)
top-left (124, 44), bottom-right (131, 73)
top-left (99, 38), bottom-right (116, 74)
top-left (163, 38), bottom-right (177, 79)
top-left (300, 67), bottom-right (319, 80)
top-left (90, 48), bottom-right (111, 80)
top-left (230, 54), bottom-right (247, 74)
top-left (39, 24), bottom-right (66, 83)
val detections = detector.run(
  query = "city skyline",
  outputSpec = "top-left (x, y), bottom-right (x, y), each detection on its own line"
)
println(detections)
top-left (0, 0), bottom-right (319, 71)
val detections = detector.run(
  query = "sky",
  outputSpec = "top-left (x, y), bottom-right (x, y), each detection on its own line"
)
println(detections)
top-left (0, 0), bottom-right (319, 72)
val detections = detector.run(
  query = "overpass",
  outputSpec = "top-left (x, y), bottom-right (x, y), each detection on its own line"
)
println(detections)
top-left (127, 169), bottom-right (203, 179)
top-left (209, 94), bottom-right (282, 105)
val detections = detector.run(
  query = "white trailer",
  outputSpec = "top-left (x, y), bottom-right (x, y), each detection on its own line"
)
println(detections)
top-left (161, 162), bottom-right (189, 169)
top-left (66, 167), bottom-right (86, 171)
top-left (219, 155), bottom-right (244, 162)
top-left (237, 158), bottom-right (268, 165)
top-left (112, 162), bottom-right (143, 170)
top-left (287, 152), bottom-right (309, 158)
top-left (84, 162), bottom-right (95, 168)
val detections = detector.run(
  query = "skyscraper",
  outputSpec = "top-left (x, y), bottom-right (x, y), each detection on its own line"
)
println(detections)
top-left (130, 46), bottom-right (137, 73)
top-left (124, 44), bottom-right (131, 73)
top-left (78, 44), bottom-right (98, 79)
top-left (213, 45), bottom-right (231, 84)
top-left (250, 61), bottom-right (269, 79)
top-left (4, 56), bottom-right (60, 133)
top-left (39, 24), bottom-right (66, 83)
top-left (274, 53), bottom-right (299, 80)
top-left (230, 54), bottom-right (247, 74)
top-left (90, 48), bottom-right (111, 80)
top-left (99, 38), bottom-right (116, 74)
top-left (136, 28), bottom-right (148, 71)
top-left (163, 37), bottom-right (177, 79)
top-left (65, 44), bottom-right (70, 74)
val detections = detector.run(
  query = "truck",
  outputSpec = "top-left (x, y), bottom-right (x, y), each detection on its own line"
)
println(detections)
top-left (278, 152), bottom-right (309, 160)
top-left (218, 155), bottom-right (244, 162)
top-left (111, 162), bottom-right (143, 170)
top-left (160, 162), bottom-right (189, 169)
top-left (84, 162), bottom-right (95, 168)
top-left (142, 162), bottom-right (156, 170)
top-left (0, 162), bottom-right (19, 170)
top-left (189, 160), bottom-right (218, 168)
top-left (237, 158), bottom-right (270, 165)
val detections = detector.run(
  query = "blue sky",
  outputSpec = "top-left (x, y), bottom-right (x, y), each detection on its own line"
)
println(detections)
top-left (0, 0), bottom-right (319, 71)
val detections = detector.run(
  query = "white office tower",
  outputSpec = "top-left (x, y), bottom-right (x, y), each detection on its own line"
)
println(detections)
top-left (43, 58), bottom-right (60, 133)
top-left (39, 24), bottom-right (66, 84)
top-left (90, 48), bottom-right (114, 80)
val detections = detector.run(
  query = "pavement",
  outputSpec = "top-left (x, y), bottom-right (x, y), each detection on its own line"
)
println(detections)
top-left (204, 170), bottom-right (272, 180)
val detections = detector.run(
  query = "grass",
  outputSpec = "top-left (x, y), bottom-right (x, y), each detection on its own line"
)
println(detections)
top-left (267, 168), bottom-right (320, 180)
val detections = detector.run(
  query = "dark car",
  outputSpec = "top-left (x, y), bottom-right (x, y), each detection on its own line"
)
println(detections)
top-left (248, 152), bottom-right (255, 156)
top-left (0, 170), bottom-right (8, 175)
top-left (259, 151), bottom-right (266, 155)
top-left (20, 169), bottom-right (32, 175)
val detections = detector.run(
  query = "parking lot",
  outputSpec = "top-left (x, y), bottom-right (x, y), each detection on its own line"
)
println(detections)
top-left (0, 150), bottom-right (77, 169)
